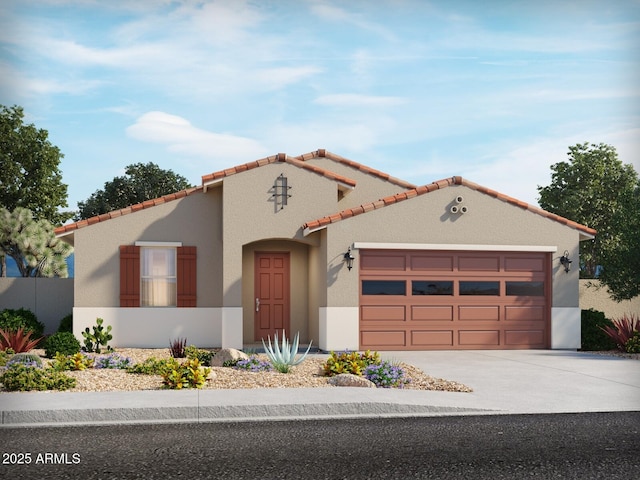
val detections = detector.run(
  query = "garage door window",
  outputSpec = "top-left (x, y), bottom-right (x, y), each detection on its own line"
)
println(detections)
top-left (412, 281), bottom-right (453, 295)
top-left (459, 281), bottom-right (500, 295)
top-left (506, 281), bottom-right (545, 296)
top-left (362, 280), bottom-right (406, 295)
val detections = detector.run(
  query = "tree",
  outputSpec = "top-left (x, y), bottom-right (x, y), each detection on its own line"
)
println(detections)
top-left (0, 207), bottom-right (73, 278)
top-left (0, 105), bottom-right (71, 225)
top-left (76, 162), bottom-right (192, 220)
top-left (596, 186), bottom-right (640, 301)
top-left (537, 142), bottom-right (640, 299)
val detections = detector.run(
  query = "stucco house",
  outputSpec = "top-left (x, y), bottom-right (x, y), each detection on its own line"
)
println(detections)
top-left (54, 149), bottom-right (596, 351)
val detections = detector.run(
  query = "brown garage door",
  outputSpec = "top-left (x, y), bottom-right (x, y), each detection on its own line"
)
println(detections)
top-left (359, 250), bottom-right (550, 350)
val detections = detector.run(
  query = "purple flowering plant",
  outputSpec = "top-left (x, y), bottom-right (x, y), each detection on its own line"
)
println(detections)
top-left (364, 361), bottom-right (410, 388)
top-left (94, 353), bottom-right (132, 369)
top-left (233, 355), bottom-right (274, 372)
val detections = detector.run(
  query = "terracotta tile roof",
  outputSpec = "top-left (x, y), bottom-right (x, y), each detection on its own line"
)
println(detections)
top-left (302, 176), bottom-right (598, 238)
top-left (54, 186), bottom-right (204, 237)
top-left (296, 149), bottom-right (417, 190)
top-left (201, 152), bottom-right (357, 189)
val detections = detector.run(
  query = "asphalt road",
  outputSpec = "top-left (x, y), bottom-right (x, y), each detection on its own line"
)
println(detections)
top-left (1, 412), bottom-right (638, 479)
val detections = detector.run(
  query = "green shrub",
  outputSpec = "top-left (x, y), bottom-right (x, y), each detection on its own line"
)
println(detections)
top-left (185, 345), bottom-right (213, 366)
top-left (127, 357), bottom-right (179, 376)
top-left (0, 308), bottom-right (45, 338)
top-left (0, 364), bottom-right (76, 391)
top-left (161, 358), bottom-right (211, 389)
top-left (58, 314), bottom-right (73, 333)
top-left (6, 352), bottom-right (43, 369)
top-left (624, 331), bottom-right (640, 354)
top-left (44, 332), bottom-right (81, 358)
top-left (82, 318), bottom-right (113, 353)
top-left (51, 352), bottom-right (94, 371)
top-left (581, 309), bottom-right (616, 351)
top-left (323, 349), bottom-right (381, 377)
top-left (0, 350), bottom-right (11, 366)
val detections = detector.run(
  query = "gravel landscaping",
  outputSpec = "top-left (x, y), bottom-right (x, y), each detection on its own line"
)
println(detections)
top-left (0, 348), bottom-right (474, 393)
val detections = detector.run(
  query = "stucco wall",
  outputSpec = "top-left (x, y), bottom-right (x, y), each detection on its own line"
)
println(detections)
top-left (70, 189), bottom-right (222, 307)
top-left (321, 184), bottom-right (582, 309)
top-left (580, 280), bottom-right (640, 319)
top-left (0, 278), bottom-right (73, 334)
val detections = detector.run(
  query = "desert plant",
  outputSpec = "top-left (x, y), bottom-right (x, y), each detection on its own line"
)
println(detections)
top-left (161, 358), bottom-right (211, 389)
top-left (94, 353), bottom-right (132, 369)
top-left (262, 330), bottom-right (312, 373)
top-left (322, 349), bottom-right (381, 377)
top-left (0, 364), bottom-right (75, 391)
top-left (127, 357), bottom-right (179, 376)
top-left (364, 361), bottom-right (410, 388)
top-left (233, 355), bottom-right (274, 372)
top-left (82, 318), bottom-right (113, 353)
top-left (0, 308), bottom-right (45, 338)
top-left (0, 327), bottom-right (43, 353)
top-left (52, 352), bottom-right (94, 371)
top-left (6, 352), bottom-right (43, 369)
top-left (185, 345), bottom-right (213, 365)
top-left (43, 331), bottom-right (81, 358)
top-left (599, 313), bottom-right (640, 351)
top-left (169, 338), bottom-right (187, 358)
top-left (624, 331), bottom-right (640, 354)
top-left (57, 313), bottom-right (73, 333)
top-left (581, 309), bottom-right (617, 351)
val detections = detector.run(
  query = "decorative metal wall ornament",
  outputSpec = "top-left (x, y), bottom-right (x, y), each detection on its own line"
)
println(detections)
top-left (272, 174), bottom-right (292, 210)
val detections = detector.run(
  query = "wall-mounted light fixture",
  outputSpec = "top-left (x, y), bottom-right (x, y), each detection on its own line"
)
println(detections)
top-left (559, 250), bottom-right (572, 273)
top-left (343, 247), bottom-right (355, 271)
top-left (272, 173), bottom-right (291, 210)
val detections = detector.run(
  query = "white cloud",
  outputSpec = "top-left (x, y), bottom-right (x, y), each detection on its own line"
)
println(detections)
top-left (126, 111), bottom-right (268, 161)
top-left (314, 93), bottom-right (406, 107)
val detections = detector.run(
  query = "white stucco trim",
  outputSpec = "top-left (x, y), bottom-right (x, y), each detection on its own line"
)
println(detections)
top-left (221, 307), bottom-right (244, 349)
top-left (72, 307), bottom-right (222, 348)
top-left (353, 242), bottom-right (558, 252)
top-left (551, 307), bottom-right (581, 349)
top-left (319, 307), bottom-right (359, 352)
top-left (135, 241), bottom-right (183, 247)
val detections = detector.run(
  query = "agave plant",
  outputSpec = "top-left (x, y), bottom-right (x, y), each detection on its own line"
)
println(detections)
top-left (262, 330), bottom-right (312, 373)
top-left (0, 327), bottom-right (43, 353)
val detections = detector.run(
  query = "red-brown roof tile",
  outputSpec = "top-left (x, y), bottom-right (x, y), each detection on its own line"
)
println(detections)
top-left (54, 186), bottom-right (204, 237)
top-left (295, 149), bottom-right (417, 190)
top-left (201, 152), bottom-right (357, 188)
top-left (302, 176), bottom-right (597, 237)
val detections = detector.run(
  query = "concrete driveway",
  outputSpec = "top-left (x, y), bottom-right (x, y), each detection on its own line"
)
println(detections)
top-left (380, 349), bottom-right (640, 414)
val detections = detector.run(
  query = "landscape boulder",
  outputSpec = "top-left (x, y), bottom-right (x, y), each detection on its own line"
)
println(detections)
top-left (328, 373), bottom-right (376, 388)
top-left (210, 348), bottom-right (249, 367)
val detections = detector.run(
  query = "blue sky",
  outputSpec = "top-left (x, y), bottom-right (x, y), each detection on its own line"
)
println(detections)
top-left (1, 0), bottom-right (638, 214)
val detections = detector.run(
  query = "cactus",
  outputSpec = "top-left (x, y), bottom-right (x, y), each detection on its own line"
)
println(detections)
top-left (82, 318), bottom-right (113, 353)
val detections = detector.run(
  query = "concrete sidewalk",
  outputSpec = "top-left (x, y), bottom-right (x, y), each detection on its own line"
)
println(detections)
top-left (1, 350), bottom-right (638, 426)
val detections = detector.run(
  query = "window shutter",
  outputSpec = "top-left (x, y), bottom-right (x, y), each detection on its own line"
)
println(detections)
top-left (177, 246), bottom-right (197, 307)
top-left (120, 245), bottom-right (140, 307)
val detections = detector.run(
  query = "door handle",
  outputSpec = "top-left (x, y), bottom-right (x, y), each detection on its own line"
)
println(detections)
top-left (255, 298), bottom-right (260, 312)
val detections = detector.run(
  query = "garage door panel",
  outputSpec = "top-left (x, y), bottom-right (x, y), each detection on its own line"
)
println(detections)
top-left (361, 305), bottom-right (405, 321)
top-left (361, 255), bottom-right (406, 271)
top-left (505, 306), bottom-right (545, 321)
top-left (458, 256), bottom-right (500, 272)
top-left (459, 306), bottom-right (500, 321)
top-left (458, 330), bottom-right (500, 345)
top-left (411, 255), bottom-right (454, 271)
top-left (361, 330), bottom-right (406, 347)
top-left (411, 330), bottom-right (453, 346)
top-left (411, 306), bottom-right (454, 321)
top-left (505, 330), bottom-right (544, 346)
top-left (359, 250), bottom-right (549, 350)
top-left (505, 257), bottom-right (545, 272)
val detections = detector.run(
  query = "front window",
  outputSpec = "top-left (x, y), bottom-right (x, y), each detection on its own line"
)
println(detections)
top-left (141, 247), bottom-right (177, 306)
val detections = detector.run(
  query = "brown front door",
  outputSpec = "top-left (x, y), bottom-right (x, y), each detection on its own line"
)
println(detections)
top-left (254, 252), bottom-right (290, 341)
